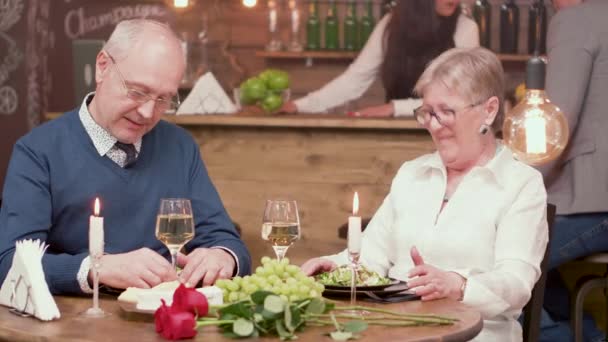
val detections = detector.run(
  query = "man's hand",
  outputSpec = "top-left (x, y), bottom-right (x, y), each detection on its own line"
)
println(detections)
top-left (406, 246), bottom-right (465, 301)
top-left (300, 257), bottom-right (337, 276)
top-left (353, 103), bottom-right (395, 117)
top-left (94, 248), bottom-right (177, 289)
top-left (177, 248), bottom-right (236, 287)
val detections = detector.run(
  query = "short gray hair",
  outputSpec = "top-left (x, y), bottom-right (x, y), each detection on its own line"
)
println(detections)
top-left (103, 19), bottom-right (179, 61)
top-left (414, 47), bottom-right (505, 132)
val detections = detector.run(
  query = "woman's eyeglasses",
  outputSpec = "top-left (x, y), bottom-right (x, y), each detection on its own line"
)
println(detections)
top-left (413, 100), bottom-right (486, 127)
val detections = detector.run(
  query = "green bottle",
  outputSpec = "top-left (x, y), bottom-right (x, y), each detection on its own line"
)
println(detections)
top-left (306, 0), bottom-right (321, 50)
top-left (324, 0), bottom-right (339, 50)
top-left (359, 0), bottom-right (375, 50)
top-left (343, 0), bottom-right (358, 51)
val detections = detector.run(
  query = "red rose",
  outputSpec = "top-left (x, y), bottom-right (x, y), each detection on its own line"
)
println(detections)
top-left (155, 299), bottom-right (197, 340)
top-left (172, 283), bottom-right (209, 317)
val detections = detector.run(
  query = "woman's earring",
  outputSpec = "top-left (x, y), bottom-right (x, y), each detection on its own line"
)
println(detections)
top-left (479, 124), bottom-right (489, 135)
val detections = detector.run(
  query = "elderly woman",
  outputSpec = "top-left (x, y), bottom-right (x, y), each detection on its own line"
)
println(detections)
top-left (302, 47), bottom-right (548, 341)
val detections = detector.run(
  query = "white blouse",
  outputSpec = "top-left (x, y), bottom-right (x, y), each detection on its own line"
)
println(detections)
top-left (294, 14), bottom-right (479, 116)
top-left (326, 146), bottom-right (548, 341)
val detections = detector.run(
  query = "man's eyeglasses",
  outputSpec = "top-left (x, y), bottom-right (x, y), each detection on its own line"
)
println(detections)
top-left (413, 99), bottom-right (486, 127)
top-left (105, 51), bottom-right (181, 113)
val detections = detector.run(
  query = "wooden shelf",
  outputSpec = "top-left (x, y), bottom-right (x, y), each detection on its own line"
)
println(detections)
top-left (256, 50), bottom-right (536, 63)
top-left (255, 50), bottom-right (358, 59)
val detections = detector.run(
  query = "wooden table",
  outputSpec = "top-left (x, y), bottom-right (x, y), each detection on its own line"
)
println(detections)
top-left (0, 296), bottom-right (482, 342)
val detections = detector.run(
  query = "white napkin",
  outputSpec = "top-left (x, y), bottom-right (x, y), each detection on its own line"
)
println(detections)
top-left (0, 239), bottom-right (60, 321)
top-left (136, 286), bottom-right (223, 311)
top-left (176, 72), bottom-right (237, 115)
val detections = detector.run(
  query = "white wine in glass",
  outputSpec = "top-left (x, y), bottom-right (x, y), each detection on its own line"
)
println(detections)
top-left (156, 198), bottom-right (195, 271)
top-left (261, 200), bottom-right (300, 261)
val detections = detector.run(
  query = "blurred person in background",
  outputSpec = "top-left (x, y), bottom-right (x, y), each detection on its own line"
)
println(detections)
top-left (537, 1), bottom-right (608, 341)
top-left (281, 0), bottom-right (478, 117)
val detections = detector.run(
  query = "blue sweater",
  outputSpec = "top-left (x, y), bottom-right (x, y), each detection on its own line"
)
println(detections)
top-left (0, 109), bottom-right (251, 294)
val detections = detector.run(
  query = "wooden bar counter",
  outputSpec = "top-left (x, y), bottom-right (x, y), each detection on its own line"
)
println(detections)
top-left (46, 113), bottom-right (435, 267)
top-left (0, 296), bottom-right (482, 341)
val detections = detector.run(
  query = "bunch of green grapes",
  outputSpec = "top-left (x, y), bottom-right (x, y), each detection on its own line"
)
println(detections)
top-left (215, 257), bottom-right (325, 303)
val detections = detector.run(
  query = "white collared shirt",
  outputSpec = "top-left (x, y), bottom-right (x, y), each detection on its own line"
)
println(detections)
top-left (327, 145), bottom-right (548, 341)
top-left (78, 93), bottom-right (142, 167)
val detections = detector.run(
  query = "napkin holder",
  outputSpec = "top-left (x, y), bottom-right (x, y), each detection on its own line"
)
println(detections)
top-left (0, 239), bottom-right (60, 321)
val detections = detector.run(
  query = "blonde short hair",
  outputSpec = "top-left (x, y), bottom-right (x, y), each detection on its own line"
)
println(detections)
top-left (414, 47), bottom-right (505, 132)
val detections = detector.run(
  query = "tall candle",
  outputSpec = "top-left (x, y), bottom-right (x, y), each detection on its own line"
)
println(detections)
top-left (89, 198), bottom-right (104, 258)
top-left (348, 192), bottom-right (361, 254)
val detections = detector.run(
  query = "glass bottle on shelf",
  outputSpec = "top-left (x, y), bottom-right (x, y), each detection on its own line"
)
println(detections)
top-left (500, 0), bottom-right (520, 54)
top-left (266, 0), bottom-right (282, 52)
top-left (288, 0), bottom-right (303, 52)
top-left (359, 0), bottom-right (375, 50)
top-left (343, 0), bottom-right (358, 51)
top-left (324, 0), bottom-right (339, 50)
top-left (306, 0), bottom-right (321, 50)
top-left (473, 0), bottom-right (492, 49)
top-left (528, 0), bottom-right (547, 55)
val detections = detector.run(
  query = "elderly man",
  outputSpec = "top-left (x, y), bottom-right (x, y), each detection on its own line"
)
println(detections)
top-left (0, 19), bottom-right (251, 295)
top-left (538, 0), bottom-right (608, 341)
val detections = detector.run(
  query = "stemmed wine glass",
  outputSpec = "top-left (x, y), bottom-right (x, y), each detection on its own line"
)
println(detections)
top-left (156, 198), bottom-right (195, 272)
top-left (261, 199), bottom-right (300, 261)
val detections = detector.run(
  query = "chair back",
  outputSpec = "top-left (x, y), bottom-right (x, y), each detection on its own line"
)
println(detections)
top-left (522, 203), bottom-right (556, 342)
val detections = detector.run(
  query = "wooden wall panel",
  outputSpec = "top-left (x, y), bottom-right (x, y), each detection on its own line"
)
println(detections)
top-left (188, 123), bottom-right (434, 267)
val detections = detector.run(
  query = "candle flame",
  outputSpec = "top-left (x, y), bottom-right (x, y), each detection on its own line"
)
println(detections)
top-left (352, 192), bottom-right (359, 215)
top-left (94, 198), bottom-right (100, 216)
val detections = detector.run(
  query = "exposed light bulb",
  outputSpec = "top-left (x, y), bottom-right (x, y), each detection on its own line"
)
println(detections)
top-left (243, 0), bottom-right (257, 8)
top-left (503, 56), bottom-right (569, 166)
top-left (174, 0), bottom-right (188, 8)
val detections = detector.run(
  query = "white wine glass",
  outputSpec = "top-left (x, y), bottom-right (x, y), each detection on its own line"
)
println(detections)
top-left (156, 198), bottom-right (195, 271)
top-left (261, 199), bottom-right (300, 261)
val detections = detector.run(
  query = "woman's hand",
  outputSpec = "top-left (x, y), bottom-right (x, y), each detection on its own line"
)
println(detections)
top-left (353, 103), bottom-right (395, 117)
top-left (300, 257), bottom-right (337, 276)
top-left (407, 246), bottom-right (466, 301)
top-left (280, 100), bottom-right (298, 114)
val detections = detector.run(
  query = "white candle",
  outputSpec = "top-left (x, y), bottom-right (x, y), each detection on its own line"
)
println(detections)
top-left (89, 198), bottom-right (104, 258)
top-left (348, 192), bottom-right (362, 254)
top-left (525, 114), bottom-right (547, 154)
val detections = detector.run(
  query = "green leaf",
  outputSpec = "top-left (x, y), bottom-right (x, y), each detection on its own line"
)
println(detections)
top-left (330, 331), bottom-right (354, 341)
top-left (233, 318), bottom-right (255, 337)
top-left (305, 298), bottom-right (326, 315)
top-left (251, 290), bottom-right (275, 305)
top-left (343, 321), bottom-right (368, 333)
top-left (290, 306), bottom-right (303, 330)
top-left (219, 301), bottom-right (253, 320)
top-left (264, 295), bottom-right (285, 314)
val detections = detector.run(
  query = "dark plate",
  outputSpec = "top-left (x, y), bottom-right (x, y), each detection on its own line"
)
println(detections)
top-left (322, 278), bottom-right (401, 291)
top-left (323, 280), bottom-right (408, 297)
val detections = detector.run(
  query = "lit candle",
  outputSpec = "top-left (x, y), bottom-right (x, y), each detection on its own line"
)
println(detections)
top-left (348, 192), bottom-right (362, 254)
top-left (525, 113), bottom-right (547, 154)
top-left (89, 198), bottom-right (104, 258)
top-left (269, 1), bottom-right (277, 33)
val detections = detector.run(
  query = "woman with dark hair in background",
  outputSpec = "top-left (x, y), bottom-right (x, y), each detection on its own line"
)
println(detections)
top-left (281, 0), bottom-right (479, 117)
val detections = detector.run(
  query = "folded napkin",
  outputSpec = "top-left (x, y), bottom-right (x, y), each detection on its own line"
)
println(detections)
top-left (0, 239), bottom-right (60, 321)
top-left (176, 72), bottom-right (237, 115)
